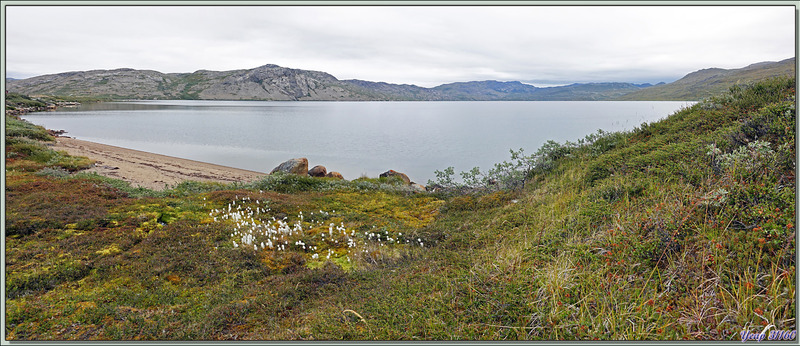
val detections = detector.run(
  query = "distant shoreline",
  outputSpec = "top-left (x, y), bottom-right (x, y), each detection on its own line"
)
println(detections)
top-left (49, 137), bottom-right (267, 190)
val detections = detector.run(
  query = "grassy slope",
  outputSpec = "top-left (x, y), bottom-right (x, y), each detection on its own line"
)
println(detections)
top-left (619, 58), bottom-right (795, 101)
top-left (4, 77), bottom-right (796, 340)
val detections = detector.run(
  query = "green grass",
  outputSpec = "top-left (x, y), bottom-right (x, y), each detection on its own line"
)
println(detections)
top-left (4, 77), bottom-right (796, 340)
top-left (5, 92), bottom-right (110, 107)
top-left (5, 115), bottom-right (53, 142)
top-left (5, 115), bottom-right (94, 173)
top-left (5, 92), bottom-right (48, 109)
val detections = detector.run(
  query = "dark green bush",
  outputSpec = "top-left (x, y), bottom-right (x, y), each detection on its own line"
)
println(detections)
top-left (725, 76), bottom-right (796, 112)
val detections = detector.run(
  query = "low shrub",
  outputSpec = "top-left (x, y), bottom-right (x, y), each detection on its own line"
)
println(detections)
top-left (430, 129), bottom-right (636, 194)
top-left (5, 115), bottom-right (53, 142)
top-left (5, 92), bottom-right (48, 108)
top-left (6, 260), bottom-right (92, 299)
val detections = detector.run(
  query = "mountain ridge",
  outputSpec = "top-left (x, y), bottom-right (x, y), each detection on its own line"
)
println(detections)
top-left (7, 58), bottom-right (795, 101)
top-left (618, 57), bottom-right (796, 100)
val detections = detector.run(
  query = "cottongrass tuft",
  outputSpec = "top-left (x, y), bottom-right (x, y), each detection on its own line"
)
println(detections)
top-left (210, 194), bottom-right (425, 267)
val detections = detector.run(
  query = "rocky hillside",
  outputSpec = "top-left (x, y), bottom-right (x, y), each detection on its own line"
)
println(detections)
top-left (8, 64), bottom-right (650, 101)
top-left (8, 58), bottom-right (794, 101)
top-left (6, 65), bottom-right (377, 101)
top-left (618, 57), bottom-right (796, 101)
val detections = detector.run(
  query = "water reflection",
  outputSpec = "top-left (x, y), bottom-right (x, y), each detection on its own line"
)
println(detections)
top-left (29, 100), bottom-right (694, 182)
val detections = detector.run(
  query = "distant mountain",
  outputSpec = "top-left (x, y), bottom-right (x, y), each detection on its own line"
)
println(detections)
top-left (617, 57), bottom-right (796, 101)
top-left (6, 58), bottom-right (794, 101)
top-left (6, 65), bottom-right (378, 101)
top-left (430, 80), bottom-right (537, 100)
top-left (339, 79), bottom-right (441, 100)
top-left (522, 82), bottom-right (645, 101)
top-left (6, 65), bottom-right (649, 101)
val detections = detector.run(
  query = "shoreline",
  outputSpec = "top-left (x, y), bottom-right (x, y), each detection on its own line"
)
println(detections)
top-left (48, 137), bottom-right (267, 190)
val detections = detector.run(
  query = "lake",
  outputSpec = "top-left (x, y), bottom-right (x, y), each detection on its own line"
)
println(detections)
top-left (22, 100), bottom-right (693, 183)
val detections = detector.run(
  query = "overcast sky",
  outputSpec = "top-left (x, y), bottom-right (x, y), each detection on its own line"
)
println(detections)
top-left (4, 5), bottom-right (796, 87)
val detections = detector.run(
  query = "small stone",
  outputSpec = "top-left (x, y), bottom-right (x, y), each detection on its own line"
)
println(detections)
top-left (325, 171), bottom-right (344, 180)
top-left (308, 165), bottom-right (327, 177)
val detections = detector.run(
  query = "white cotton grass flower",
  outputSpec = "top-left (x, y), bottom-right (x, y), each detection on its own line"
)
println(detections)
top-left (214, 203), bottom-right (410, 265)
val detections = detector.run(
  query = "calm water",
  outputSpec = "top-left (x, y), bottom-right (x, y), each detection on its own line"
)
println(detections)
top-left (22, 100), bottom-right (692, 183)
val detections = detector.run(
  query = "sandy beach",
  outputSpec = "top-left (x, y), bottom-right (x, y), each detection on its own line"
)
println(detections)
top-left (49, 137), bottom-right (267, 190)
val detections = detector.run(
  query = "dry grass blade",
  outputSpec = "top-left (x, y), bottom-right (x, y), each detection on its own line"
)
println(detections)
top-left (342, 309), bottom-right (367, 324)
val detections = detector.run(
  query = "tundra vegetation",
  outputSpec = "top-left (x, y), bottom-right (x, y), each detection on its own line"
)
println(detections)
top-left (4, 77), bottom-right (795, 340)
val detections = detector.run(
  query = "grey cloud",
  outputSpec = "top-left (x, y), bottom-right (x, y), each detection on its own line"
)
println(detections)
top-left (4, 5), bottom-right (795, 86)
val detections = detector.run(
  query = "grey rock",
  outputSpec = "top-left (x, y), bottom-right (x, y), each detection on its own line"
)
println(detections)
top-left (270, 158), bottom-right (308, 175)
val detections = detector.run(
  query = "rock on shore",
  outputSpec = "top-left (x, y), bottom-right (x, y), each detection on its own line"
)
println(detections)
top-left (270, 158), bottom-right (308, 175)
top-left (326, 171), bottom-right (344, 179)
top-left (381, 170), bottom-right (427, 192)
top-left (308, 165), bottom-right (327, 177)
top-left (380, 170), bottom-right (411, 185)
top-left (269, 158), bottom-right (426, 192)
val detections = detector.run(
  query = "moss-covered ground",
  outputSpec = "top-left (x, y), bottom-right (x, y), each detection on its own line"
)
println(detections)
top-left (4, 77), bottom-right (795, 340)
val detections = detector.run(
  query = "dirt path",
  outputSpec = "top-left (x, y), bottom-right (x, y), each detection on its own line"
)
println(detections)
top-left (49, 137), bottom-right (267, 190)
